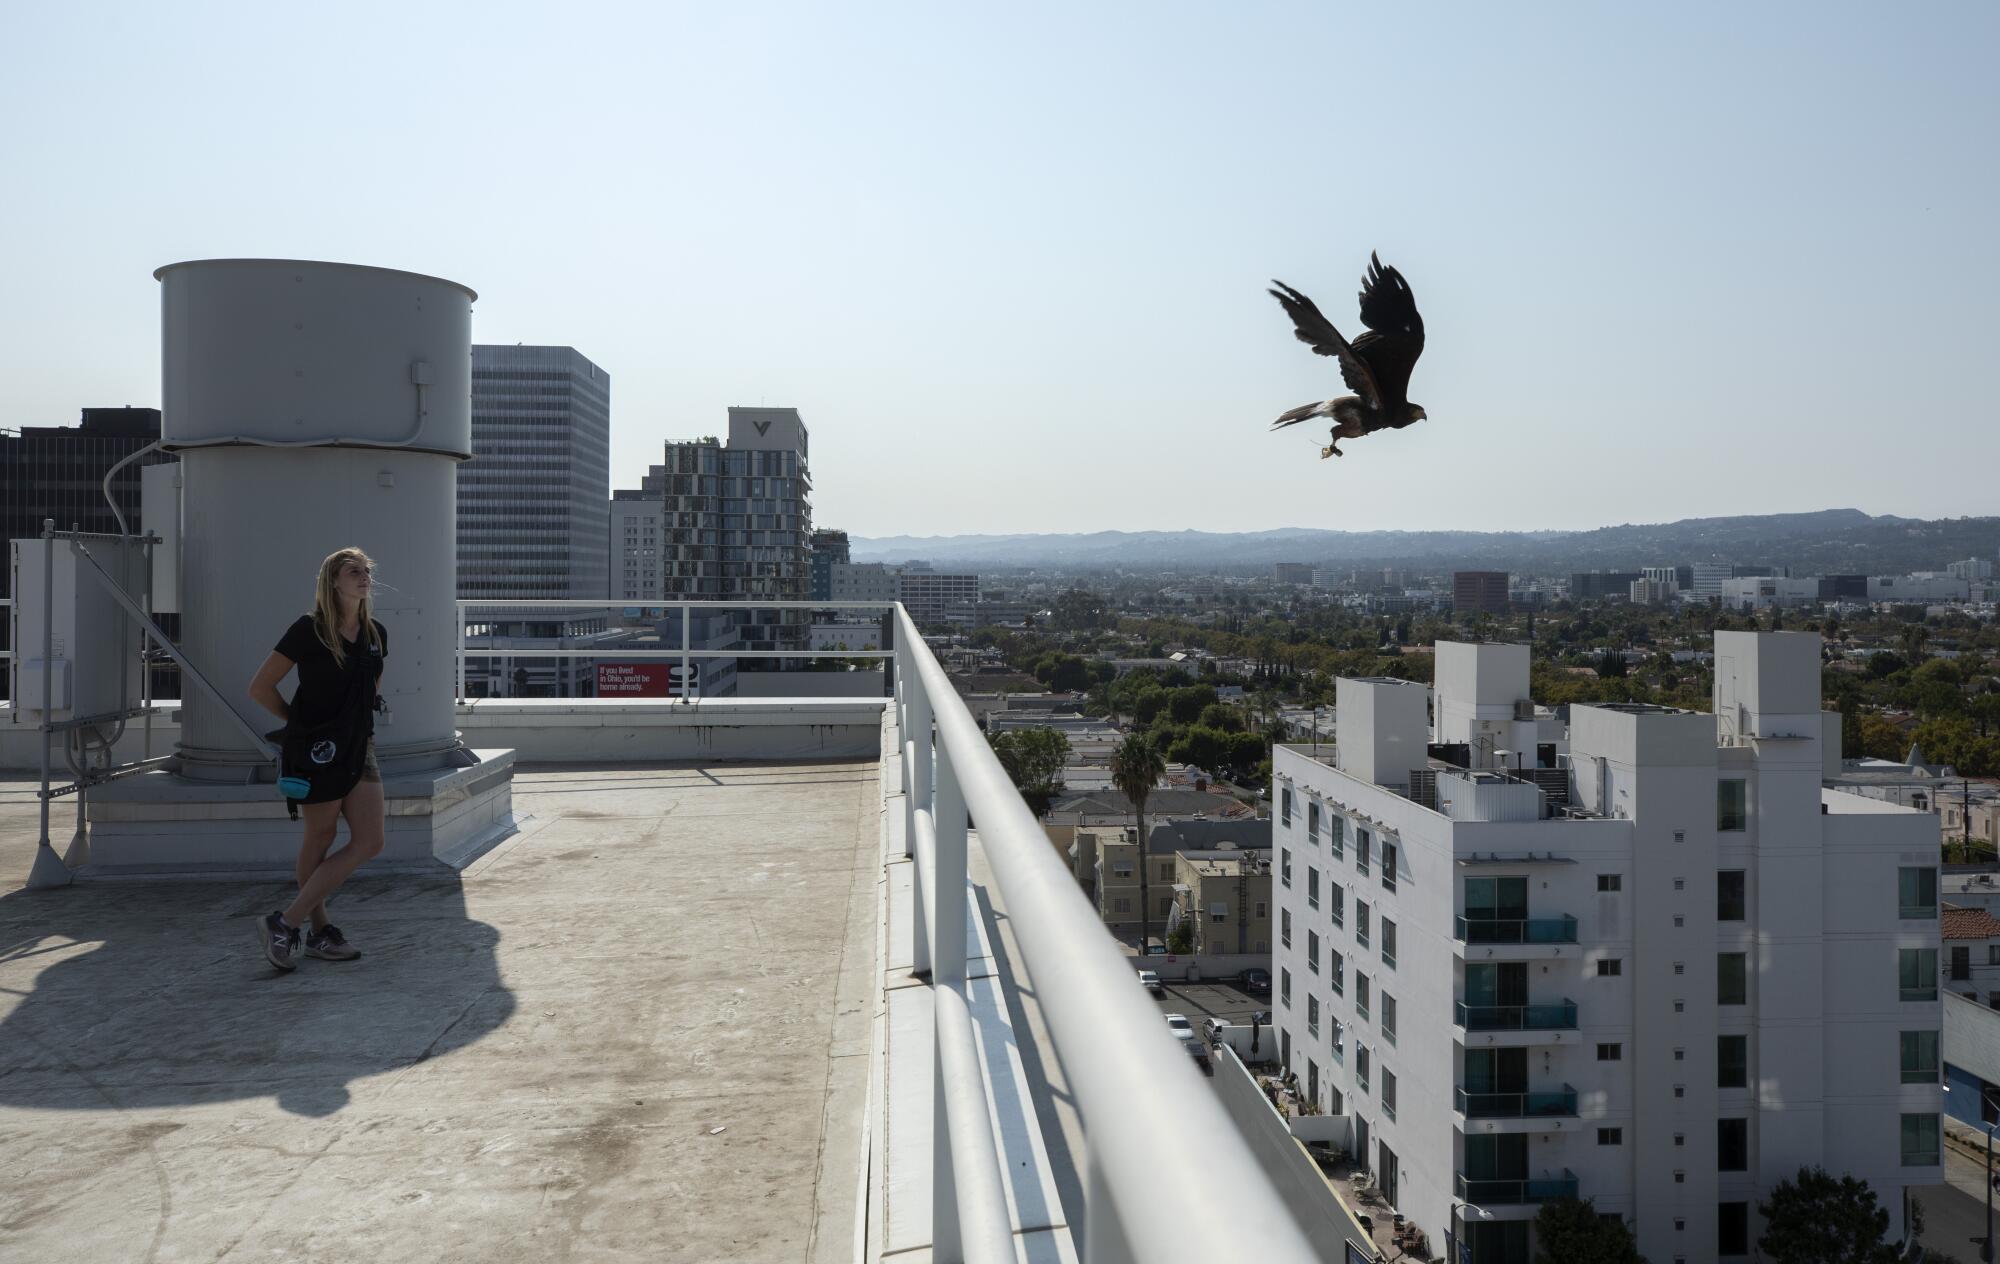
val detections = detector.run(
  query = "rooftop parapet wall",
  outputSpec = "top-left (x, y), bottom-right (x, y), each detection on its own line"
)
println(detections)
top-left (1333, 675), bottom-right (1429, 790)
top-left (1714, 630), bottom-right (1824, 741)
top-left (1569, 703), bottom-right (1718, 773)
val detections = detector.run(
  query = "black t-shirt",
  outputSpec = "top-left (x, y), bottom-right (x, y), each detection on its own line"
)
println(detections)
top-left (274, 614), bottom-right (387, 732)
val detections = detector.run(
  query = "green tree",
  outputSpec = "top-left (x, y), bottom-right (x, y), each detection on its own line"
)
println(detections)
top-left (1167, 685), bottom-right (1217, 725)
top-left (1168, 725), bottom-right (1230, 774)
top-left (1858, 713), bottom-right (1908, 762)
top-left (1111, 734), bottom-right (1167, 956)
top-left (1197, 702), bottom-right (1245, 732)
top-left (1757, 1167), bottom-right (1898, 1264)
top-left (1838, 692), bottom-right (1863, 757)
top-left (1532, 1196), bottom-right (1645, 1264)
top-left (988, 727), bottom-right (1070, 818)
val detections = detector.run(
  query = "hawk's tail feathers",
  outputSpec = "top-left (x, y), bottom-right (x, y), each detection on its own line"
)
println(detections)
top-left (1270, 400), bottom-right (1329, 430)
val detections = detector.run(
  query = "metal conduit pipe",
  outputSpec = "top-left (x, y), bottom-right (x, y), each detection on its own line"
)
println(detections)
top-left (934, 980), bottom-right (1019, 1264)
top-left (893, 609), bottom-right (1318, 1262)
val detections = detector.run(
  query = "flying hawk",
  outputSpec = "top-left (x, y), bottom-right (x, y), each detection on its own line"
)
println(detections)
top-left (1268, 253), bottom-right (1427, 457)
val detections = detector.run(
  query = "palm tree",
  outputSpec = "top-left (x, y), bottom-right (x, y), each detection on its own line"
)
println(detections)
top-left (1112, 733), bottom-right (1168, 957)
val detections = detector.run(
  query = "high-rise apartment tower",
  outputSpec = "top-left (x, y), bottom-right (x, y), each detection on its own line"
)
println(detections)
top-left (1270, 634), bottom-right (1940, 1263)
top-left (658, 407), bottom-right (812, 653)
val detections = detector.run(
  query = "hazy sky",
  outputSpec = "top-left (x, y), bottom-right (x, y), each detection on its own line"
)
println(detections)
top-left (3, 2), bottom-right (1995, 537)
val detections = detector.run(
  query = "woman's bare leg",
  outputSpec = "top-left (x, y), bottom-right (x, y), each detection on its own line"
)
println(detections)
top-left (284, 779), bottom-right (385, 927)
top-left (294, 804), bottom-right (341, 929)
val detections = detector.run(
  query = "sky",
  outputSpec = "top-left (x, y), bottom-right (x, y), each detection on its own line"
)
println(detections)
top-left (2, 2), bottom-right (1995, 537)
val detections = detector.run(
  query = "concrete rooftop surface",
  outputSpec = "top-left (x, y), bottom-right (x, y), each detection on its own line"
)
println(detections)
top-left (0, 759), bottom-right (879, 1263)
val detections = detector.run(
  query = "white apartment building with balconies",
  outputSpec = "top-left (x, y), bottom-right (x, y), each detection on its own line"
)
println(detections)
top-left (1270, 633), bottom-right (1942, 1264)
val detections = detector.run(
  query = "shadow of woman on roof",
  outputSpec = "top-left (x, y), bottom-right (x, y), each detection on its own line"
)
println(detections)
top-left (0, 870), bottom-right (513, 1119)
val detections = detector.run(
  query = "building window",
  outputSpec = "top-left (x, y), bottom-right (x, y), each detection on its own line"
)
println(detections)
top-left (1330, 815), bottom-right (1345, 860)
top-left (1598, 874), bottom-right (1622, 892)
top-left (1112, 897), bottom-right (1131, 913)
top-left (1330, 885), bottom-right (1344, 929)
top-left (1898, 867), bottom-right (1938, 920)
top-left (1718, 1118), bottom-right (1748, 1171)
top-left (1307, 931), bottom-right (1320, 974)
top-left (1356, 1044), bottom-right (1370, 1094)
top-left (1900, 1031), bottom-right (1940, 1085)
top-left (1901, 948), bottom-right (1939, 1002)
top-left (1598, 958), bottom-right (1623, 977)
top-left (1381, 918), bottom-right (1397, 968)
top-left (1282, 787), bottom-right (1293, 826)
top-left (1307, 867), bottom-right (1321, 910)
top-left (1356, 971), bottom-right (1371, 1020)
top-left (1718, 780), bottom-right (1748, 831)
top-left (1719, 1202), bottom-right (1749, 1256)
top-left (1331, 949), bottom-right (1344, 996)
top-left (1718, 1035), bottom-right (1748, 1088)
top-left (1598, 1043), bottom-right (1622, 1061)
top-left (1281, 908), bottom-right (1292, 948)
top-left (1209, 902), bottom-right (1228, 923)
top-left (1307, 995), bottom-right (1320, 1038)
top-left (1718, 870), bottom-right (1746, 922)
top-left (1281, 848), bottom-right (1292, 887)
top-left (1255, 902), bottom-right (1267, 919)
top-left (1990, 946), bottom-right (2000, 967)
top-left (1356, 902), bottom-right (1371, 949)
top-left (1712, 956), bottom-right (1744, 1008)
top-left (1113, 861), bottom-right (1134, 878)
top-left (1280, 968), bottom-right (1292, 1007)
top-left (1383, 1069), bottom-right (1397, 1121)
top-left (1356, 830), bottom-right (1371, 877)
top-left (1308, 800), bottom-right (1321, 842)
top-left (1954, 946), bottom-right (1973, 981)
top-left (1382, 992), bottom-right (1396, 1045)
top-left (1381, 841), bottom-right (1398, 892)
top-left (1598, 1128), bottom-right (1623, 1145)
top-left (1901, 1113), bottom-right (1940, 1166)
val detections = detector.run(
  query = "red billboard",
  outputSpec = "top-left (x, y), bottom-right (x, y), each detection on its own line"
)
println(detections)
top-left (596, 663), bottom-right (687, 697)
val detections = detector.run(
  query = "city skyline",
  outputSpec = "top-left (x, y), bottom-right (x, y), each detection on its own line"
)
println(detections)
top-left (3, 3), bottom-right (1995, 538)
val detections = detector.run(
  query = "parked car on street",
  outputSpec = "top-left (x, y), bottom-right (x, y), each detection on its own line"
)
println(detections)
top-left (1137, 969), bottom-right (1165, 997)
top-left (1240, 967), bottom-right (1271, 996)
top-left (1164, 1013), bottom-right (1211, 1073)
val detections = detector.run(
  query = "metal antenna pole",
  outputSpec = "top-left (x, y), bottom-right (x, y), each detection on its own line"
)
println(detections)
top-left (27, 520), bottom-right (69, 888)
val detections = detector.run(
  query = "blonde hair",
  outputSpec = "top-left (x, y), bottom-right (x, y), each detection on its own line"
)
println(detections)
top-left (312, 547), bottom-right (379, 668)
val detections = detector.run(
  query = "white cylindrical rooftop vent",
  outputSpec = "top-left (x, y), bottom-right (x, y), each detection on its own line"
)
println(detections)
top-left (154, 259), bottom-right (475, 457)
top-left (155, 259), bottom-right (475, 781)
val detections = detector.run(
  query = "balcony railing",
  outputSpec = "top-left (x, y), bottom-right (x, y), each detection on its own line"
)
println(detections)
top-left (889, 606), bottom-right (1318, 1262)
top-left (1454, 1000), bottom-right (1579, 1031)
top-left (454, 598), bottom-right (897, 701)
top-left (1456, 1170), bottom-right (1580, 1204)
top-left (1456, 915), bottom-right (1579, 945)
top-left (1454, 1085), bottom-right (1579, 1118)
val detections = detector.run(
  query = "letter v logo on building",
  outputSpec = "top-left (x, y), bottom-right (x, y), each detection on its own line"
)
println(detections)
top-left (753, 419), bottom-right (772, 435)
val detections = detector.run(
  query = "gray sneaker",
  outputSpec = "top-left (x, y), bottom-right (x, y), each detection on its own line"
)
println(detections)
top-left (259, 911), bottom-right (300, 971)
top-left (304, 923), bottom-right (360, 961)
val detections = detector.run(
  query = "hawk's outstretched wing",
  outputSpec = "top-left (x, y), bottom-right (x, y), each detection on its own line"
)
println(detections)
top-left (1268, 280), bottom-right (1380, 410)
top-left (1349, 252), bottom-right (1425, 409)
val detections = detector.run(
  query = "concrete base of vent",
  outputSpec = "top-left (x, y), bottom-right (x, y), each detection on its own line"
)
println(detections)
top-left (74, 750), bottom-right (519, 879)
top-left (455, 697), bottom-right (887, 762)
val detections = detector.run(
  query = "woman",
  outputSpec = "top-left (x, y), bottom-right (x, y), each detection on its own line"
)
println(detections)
top-left (247, 547), bottom-right (388, 971)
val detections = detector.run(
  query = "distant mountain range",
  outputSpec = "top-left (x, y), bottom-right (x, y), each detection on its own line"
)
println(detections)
top-left (851, 510), bottom-right (2000, 577)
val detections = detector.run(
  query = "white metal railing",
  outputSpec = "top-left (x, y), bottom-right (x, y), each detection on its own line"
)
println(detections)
top-left (453, 599), bottom-right (896, 702)
top-left (891, 605), bottom-right (1317, 1262)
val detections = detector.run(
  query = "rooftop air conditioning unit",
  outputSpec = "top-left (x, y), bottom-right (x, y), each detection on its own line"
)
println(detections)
top-left (1513, 700), bottom-right (1535, 721)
